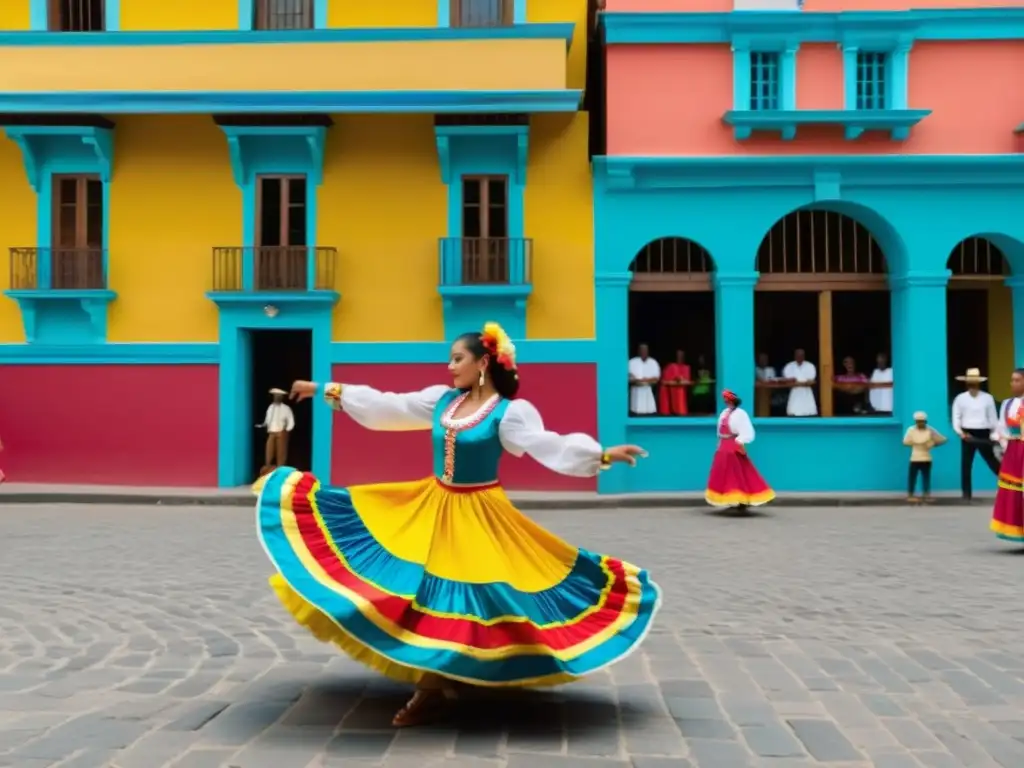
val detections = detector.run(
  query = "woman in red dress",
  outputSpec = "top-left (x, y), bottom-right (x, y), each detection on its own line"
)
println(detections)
top-left (705, 390), bottom-right (774, 510)
top-left (991, 368), bottom-right (1024, 544)
top-left (658, 349), bottom-right (691, 416)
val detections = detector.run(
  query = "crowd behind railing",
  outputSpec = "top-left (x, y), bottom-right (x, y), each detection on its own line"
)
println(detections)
top-left (627, 345), bottom-right (894, 418)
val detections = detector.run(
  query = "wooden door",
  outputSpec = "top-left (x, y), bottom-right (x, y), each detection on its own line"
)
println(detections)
top-left (51, 174), bottom-right (103, 289)
top-left (461, 176), bottom-right (509, 284)
top-left (256, 175), bottom-right (308, 290)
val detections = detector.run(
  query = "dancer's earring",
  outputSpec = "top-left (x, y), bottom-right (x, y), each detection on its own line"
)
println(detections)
top-left (478, 369), bottom-right (486, 387)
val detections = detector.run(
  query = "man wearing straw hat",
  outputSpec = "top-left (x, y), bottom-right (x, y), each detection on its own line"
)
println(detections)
top-left (951, 367), bottom-right (1001, 501)
top-left (257, 387), bottom-right (295, 474)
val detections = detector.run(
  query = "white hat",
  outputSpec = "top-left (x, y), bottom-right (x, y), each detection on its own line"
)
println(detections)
top-left (269, 387), bottom-right (287, 395)
top-left (955, 368), bottom-right (987, 383)
top-left (913, 411), bottom-right (928, 421)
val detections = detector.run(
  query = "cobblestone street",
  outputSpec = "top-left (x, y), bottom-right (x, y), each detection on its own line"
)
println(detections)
top-left (1, 502), bottom-right (1023, 767)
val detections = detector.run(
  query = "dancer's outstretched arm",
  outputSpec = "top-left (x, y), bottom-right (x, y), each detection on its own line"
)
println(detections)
top-left (290, 380), bottom-right (450, 432)
top-left (498, 399), bottom-right (646, 477)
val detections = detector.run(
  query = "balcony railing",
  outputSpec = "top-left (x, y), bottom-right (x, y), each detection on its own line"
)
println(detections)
top-left (439, 237), bottom-right (532, 286)
top-left (451, 0), bottom-right (514, 27)
top-left (212, 246), bottom-right (337, 292)
top-left (9, 247), bottom-right (107, 290)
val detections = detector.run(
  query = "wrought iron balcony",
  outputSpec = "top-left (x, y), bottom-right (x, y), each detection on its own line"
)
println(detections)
top-left (212, 246), bottom-right (338, 292)
top-left (438, 237), bottom-right (532, 287)
top-left (8, 247), bottom-right (107, 291)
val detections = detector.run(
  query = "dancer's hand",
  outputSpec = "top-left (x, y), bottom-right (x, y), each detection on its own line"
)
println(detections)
top-left (603, 445), bottom-right (648, 467)
top-left (290, 380), bottom-right (318, 402)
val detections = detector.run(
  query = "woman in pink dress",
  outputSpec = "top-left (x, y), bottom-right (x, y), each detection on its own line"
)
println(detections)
top-left (658, 349), bottom-right (691, 416)
top-left (991, 368), bottom-right (1024, 544)
top-left (705, 390), bottom-right (774, 511)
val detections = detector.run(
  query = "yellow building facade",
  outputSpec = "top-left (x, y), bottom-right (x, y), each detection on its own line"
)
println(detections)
top-left (0, 0), bottom-right (598, 489)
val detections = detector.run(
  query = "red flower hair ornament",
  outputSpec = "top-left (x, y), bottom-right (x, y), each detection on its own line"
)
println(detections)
top-left (480, 322), bottom-right (518, 379)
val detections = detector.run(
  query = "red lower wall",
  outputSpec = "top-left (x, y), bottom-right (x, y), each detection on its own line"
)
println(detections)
top-left (330, 364), bottom-right (598, 491)
top-left (0, 365), bottom-right (219, 486)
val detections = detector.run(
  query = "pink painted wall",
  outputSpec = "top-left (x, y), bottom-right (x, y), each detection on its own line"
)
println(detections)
top-left (606, 0), bottom-right (1024, 9)
top-left (607, 41), bottom-right (1024, 155)
top-left (330, 363), bottom-right (598, 491)
top-left (0, 365), bottom-right (219, 486)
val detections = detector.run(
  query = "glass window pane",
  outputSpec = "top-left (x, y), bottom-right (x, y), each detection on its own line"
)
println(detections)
top-left (462, 178), bottom-right (481, 205)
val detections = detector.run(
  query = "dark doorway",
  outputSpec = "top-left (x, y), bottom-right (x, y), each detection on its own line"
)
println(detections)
top-left (947, 288), bottom-right (990, 404)
top-left (250, 329), bottom-right (313, 478)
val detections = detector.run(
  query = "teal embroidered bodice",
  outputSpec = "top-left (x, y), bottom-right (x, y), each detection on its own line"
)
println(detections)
top-left (431, 389), bottom-right (511, 485)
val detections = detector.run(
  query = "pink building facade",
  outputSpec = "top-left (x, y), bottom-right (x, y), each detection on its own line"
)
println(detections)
top-left (594, 3), bottom-right (1024, 493)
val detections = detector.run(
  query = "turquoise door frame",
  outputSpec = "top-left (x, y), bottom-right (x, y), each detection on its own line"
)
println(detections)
top-left (212, 293), bottom-right (337, 487)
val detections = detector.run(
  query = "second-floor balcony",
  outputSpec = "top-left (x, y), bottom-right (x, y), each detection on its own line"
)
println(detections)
top-left (439, 237), bottom-right (532, 288)
top-left (212, 246), bottom-right (338, 293)
top-left (9, 247), bottom-right (107, 291)
top-left (0, 14), bottom-right (578, 115)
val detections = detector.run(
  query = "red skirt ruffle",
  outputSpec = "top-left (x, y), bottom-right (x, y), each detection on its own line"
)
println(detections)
top-left (705, 441), bottom-right (775, 508)
top-left (992, 440), bottom-right (1024, 542)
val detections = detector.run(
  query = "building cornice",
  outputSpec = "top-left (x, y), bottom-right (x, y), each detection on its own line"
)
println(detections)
top-left (602, 8), bottom-right (1024, 45)
top-left (594, 155), bottom-right (1024, 193)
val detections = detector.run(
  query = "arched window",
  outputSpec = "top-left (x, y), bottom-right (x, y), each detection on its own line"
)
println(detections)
top-left (946, 237), bottom-right (1010, 404)
top-left (755, 210), bottom-right (892, 418)
top-left (628, 238), bottom-right (717, 417)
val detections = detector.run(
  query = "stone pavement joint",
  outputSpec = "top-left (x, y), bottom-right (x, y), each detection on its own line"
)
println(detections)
top-left (0, 502), bottom-right (1022, 768)
top-left (0, 481), bottom-right (999, 509)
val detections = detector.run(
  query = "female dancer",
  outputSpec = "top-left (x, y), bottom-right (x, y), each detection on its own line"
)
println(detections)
top-left (705, 389), bottom-right (775, 510)
top-left (256, 322), bottom-right (661, 726)
top-left (991, 367), bottom-right (1024, 544)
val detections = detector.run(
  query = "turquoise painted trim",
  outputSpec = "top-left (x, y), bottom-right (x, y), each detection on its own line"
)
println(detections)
top-left (0, 90), bottom-right (583, 115)
top-left (623, 416), bottom-right (901, 428)
top-left (218, 125), bottom-right (328, 290)
top-left (731, 43), bottom-right (796, 113)
top-left (210, 295), bottom-right (338, 488)
top-left (0, 339), bottom-right (597, 364)
top-left (602, 9), bottom-right (1024, 45)
top-left (238, 0), bottom-right (328, 30)
top-left (434, 124), bottom-right (532, 338)
top-left (29, 0), bottom-right (46, 30)
top-left (1006, 275), bottom-right (1024, 369)
top-left (3, 126), bottom-right (113, 195)
top-left (29, 0), bottom-right (119, 30)
top-left (713, 271), bottom-right (757, 406)
top-left (722, 108), bottom-right (930, 141)
top-left (2, 125), bottom-right (115, 343)
top-left (593, 153), bottom-right (1024, 495)
top-left (3, 290), bottom-right (116, 345)
top-left (842, 42), bottom-right (911, 112)
top-left (2, 22), bottom-right (571, 45)
top-left (439, 0), bottom-right (529, 27)
top-left (0, 342), bottom-right (219, 364)
top-left (595, 154), bottom-right (1024, 191)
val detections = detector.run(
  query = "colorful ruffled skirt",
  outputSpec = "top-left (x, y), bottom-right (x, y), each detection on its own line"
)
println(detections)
top-left (991, 440), bottom-right (1024, 543)
top-left (705, 440), bottom-right (775, 508)
top-left (256, 467), bottom-right (662, 687)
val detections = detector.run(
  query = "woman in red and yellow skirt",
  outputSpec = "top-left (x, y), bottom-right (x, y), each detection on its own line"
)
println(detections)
top-left (705, 389), bottom-right (775, 510)
top-left (991, 368), bottom-right (1024, 544)
top-left (255, 322), bottom-right (661, 728)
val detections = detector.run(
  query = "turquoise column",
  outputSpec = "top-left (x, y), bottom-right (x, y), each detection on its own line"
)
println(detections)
top-left (595, 271), bottom-right (632, 494)
top-left (1006, 275), bottom-right (1024, 368)
top-left (890, 271), bottom-right (953, 485)
top-left (713, 272), bottom-right (758, 404)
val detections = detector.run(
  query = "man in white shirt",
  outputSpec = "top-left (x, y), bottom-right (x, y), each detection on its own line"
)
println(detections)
top-left (782, 348), bottom-right (818, 417)
top-left (258, 387), bottom-right (296, 471)
top-left (628, 343), bottom-right (661, 416)
top-left (869, 352), bottom-right (894, 414)
top-left (951, 368), bottom-right (1000, 500)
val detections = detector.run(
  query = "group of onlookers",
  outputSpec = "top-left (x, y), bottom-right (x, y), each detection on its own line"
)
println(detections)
top-left (627, 345), bottom-right (715, 415)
